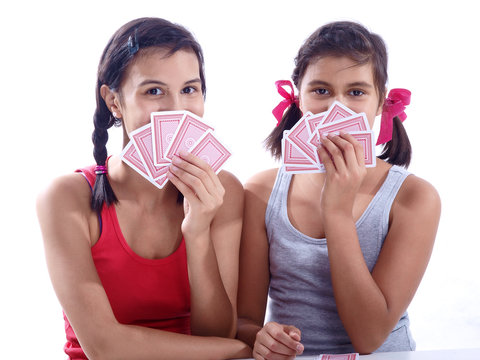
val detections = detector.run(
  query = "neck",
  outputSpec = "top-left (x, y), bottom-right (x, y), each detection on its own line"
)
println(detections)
top-left (107, 155), bottom-right (180, 209)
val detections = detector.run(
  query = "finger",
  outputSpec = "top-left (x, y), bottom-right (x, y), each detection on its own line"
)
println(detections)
top-left (167, 167), bottom-right (199, 202)
top-left (178, 150), bottom-right (223, 189)
top-left (285, 325), bottom-right (301, 341)
top-left (319, 134), bottom-right (348, 174)
top-left (264, 322), bottom-right (302, 353)
top-left (327, 132), bottom-right (359, 169)
top-left (340, 132), bottom-right (365, 167)
top-left (317, 138), bottom-right (337, 174)
top-left (254, 341), bottom-right (296, 360)
top-left (171, 154), bottom-right (217, 194)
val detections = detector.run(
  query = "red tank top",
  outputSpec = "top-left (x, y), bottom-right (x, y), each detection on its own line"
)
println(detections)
top-left (64, 165), bottom-right (191, 359)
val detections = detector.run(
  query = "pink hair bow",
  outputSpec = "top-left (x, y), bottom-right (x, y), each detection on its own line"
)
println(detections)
top-left (272, 80), bottom-right (299, 126)
top-left (377, 88), bottom-right (411, 145)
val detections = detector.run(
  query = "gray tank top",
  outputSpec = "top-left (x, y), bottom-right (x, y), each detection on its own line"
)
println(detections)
top-left (265, 165), bottom-right (416, 354)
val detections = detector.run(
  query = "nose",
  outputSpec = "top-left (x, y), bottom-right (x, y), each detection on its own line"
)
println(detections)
top-left (163, 94), bottom-right (183, 111)
top-left (329, 94), bottom-right (347, 107)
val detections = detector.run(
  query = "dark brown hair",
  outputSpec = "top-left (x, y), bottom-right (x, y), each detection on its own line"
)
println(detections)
top-left (91, 17), bottom-right (206, 214)
top-left (265, 21), bottom-right (411, 167)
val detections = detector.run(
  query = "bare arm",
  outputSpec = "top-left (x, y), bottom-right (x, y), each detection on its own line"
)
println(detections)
top-left (319, 133), bottom-right (441, 354)
top-left (37, 174), bottom-right (251, 360)
top-left (168, 152), bottom-right (244, 338)
top-left (237, 169), bottom-right (303, 360)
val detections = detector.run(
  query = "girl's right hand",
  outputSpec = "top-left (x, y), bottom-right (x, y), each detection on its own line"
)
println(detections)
top-left (253, 321), bottom-right (304, 360)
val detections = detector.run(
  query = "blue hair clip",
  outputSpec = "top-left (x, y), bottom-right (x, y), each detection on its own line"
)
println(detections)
top-left (127, 28), bottom-right (139, 55)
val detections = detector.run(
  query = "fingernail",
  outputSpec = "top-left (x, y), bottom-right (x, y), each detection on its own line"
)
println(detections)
top-left (179, 150), bottom-right (189, 157)
top-left (296, 344), bottom-right (304, 353)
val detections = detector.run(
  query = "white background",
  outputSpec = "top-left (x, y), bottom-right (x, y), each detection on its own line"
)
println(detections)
top-left (1, 0), bottom-right (479, 357)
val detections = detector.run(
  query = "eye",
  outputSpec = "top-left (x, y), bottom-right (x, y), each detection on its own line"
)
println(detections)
top-left (349, 89), bottom-right (365, 96)
top-left (181, 86), bottom-right (198, 95)
top-left (147, 88), bottom-right (164, 95)
top-left (314, 88), bottom-right (330, 95)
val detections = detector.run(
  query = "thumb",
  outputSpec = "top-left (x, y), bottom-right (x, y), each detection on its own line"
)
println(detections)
top-left (284, 325), bottom-right (301, 341)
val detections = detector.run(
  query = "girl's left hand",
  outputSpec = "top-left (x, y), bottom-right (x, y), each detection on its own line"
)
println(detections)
top-left (167, 150), bottom-right (225, 239)
top-left (317, 132), bottom-right (367, 216)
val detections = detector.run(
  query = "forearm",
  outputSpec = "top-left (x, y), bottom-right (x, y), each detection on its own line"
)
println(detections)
top-left (185, 230), bottom-right (235, 337)
top-left (85, 322), bottom-right (251, 360)
top-left (324, 214), bottom-right (392, 352)
top-left (236, 318), bottom-right (263, 349)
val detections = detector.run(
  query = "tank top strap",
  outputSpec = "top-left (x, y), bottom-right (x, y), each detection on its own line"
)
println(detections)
top-left (75, 164), bottom-right (105, 234)
top-left (265, 167), bottom-right (292, 230)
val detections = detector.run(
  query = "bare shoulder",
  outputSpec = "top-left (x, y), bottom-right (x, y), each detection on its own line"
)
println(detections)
top-left (244, 168), bottom-right (279, 202)
top-left (37, 172), bottom-right (92, 213)
top-left (218, 169), bottom-right (243, 193)
top-left (396, 173), bottom-right (441, 213)
top-left (36, 172), bottom-right (96, 248)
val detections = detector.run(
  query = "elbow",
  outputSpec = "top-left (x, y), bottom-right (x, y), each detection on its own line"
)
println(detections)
top-left (349, 328), bottom-right (389, 355)
top-left (79, 326), bottom-right (122, 360)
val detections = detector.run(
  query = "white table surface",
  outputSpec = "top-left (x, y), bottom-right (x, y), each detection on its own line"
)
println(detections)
top-left (303, 348), bottom-right (480, 359)
top-left (240, 348), bottom-right (480, 359)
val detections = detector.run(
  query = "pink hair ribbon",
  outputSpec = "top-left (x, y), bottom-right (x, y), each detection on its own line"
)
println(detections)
top-left (377, 88), bottom-right (411, 145)
top-left (272, 80), bottom-right (299, 126)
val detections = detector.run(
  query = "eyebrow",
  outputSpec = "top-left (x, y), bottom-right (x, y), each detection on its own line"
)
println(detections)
top-left (306, 80), bottom-right (374, 88)
top-left (138, 78), bottom-right (202, 87)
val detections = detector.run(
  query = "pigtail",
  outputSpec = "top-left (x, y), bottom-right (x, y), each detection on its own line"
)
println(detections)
top-left (264, 102), bottom-right (303, 160)
top-left (91, 83), bottom-right (118, 214)
top-left (377, 116), bottom-right (412, 167)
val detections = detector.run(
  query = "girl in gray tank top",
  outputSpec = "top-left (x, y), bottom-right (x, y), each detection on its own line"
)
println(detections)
top-left (237, 21), bottom-right (440, 358)
top-left (266, 165), bottom-right (415, 354)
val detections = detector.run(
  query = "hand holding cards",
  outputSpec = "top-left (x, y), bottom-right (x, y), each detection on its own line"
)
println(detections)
top-left (121, 110), bottom-right (231, 189)
top-left (281, 101), bottom-right (375, 173)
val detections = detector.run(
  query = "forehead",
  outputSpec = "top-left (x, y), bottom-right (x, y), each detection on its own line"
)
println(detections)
top-left (122, 47), bottom-right (200, 85)
top-left (301, 56), bottom-right (375, 86)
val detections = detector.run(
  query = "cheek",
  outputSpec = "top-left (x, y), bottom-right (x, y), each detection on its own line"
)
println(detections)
top-left (190, 99), bottom-right (205, 118)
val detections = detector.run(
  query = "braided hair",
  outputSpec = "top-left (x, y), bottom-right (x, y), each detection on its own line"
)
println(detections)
top-left (91, 17), bottom-right (206, 214)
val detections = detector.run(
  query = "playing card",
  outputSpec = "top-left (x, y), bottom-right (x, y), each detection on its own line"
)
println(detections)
top-left (314, 353), bottom-right (359, 360)
top-left (188, 130), bottom-right (231, 174)
top-left (282, 132), bottom-right (318, 167)
top-left (284, 164), bottom-right (324, 173)
top-left (164, 111), bottom-right (213, 160)
top-left (285, 117), bottom-right (318, 164)
top-left (305, 111), bottom-right (326, 135)
top-left (130, 124), bottom-right (169, 180)
top-left (308, 113), bottom-right (370, 148)
top-left (151, 111), bottom-right (184, 166)
top-left (350, 131), bottom-right (376, 167)
top-left (321, 101), bottom-right (355, 124)
top-left (120, 141), bottom-right (169, 189)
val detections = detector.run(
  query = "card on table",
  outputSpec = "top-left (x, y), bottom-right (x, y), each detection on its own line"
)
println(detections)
top-left (151, 111), bottom-right (185, 166)
top-left (189, 130), bottom-right (231, 174)
top-left (314, 353), bottom-right (359, 360)
top-left (164, 112), bottom-right (214, 160)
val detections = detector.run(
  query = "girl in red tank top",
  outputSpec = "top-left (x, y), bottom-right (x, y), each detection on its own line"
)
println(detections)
top-left (37, 17), bottom-right (250, 360)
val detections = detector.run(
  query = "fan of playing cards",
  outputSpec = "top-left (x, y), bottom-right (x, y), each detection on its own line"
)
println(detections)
top-left (121, 110), bottom-right (231, 189)
top-left (282, 101), bottom-right (376, 173)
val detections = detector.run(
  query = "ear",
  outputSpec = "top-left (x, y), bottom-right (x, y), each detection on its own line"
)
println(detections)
top-left (100, 85), bottom-right (123, 119)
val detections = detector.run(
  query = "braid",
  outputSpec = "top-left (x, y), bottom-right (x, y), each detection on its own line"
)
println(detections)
top-left (91, 91), bottom-right (118, 214)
